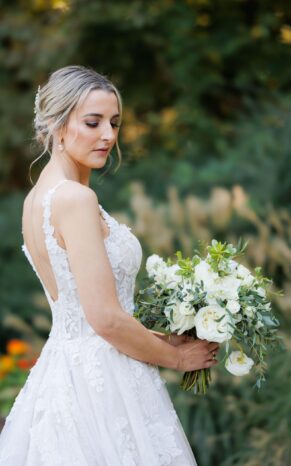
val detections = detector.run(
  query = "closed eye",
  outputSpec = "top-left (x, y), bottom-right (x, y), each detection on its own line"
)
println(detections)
top-left (86, 122), bottom-right (120, 128)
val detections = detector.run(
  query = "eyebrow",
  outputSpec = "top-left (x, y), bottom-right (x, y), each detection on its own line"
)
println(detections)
top-left (82, 113), bottom-right (120, 118)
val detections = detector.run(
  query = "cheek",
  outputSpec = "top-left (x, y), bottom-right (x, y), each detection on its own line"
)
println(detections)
top-left (66, 123), bottom-right (96, 149)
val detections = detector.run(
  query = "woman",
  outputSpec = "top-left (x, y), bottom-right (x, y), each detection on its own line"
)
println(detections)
top-left (0, 65), bottom-right (219, 465)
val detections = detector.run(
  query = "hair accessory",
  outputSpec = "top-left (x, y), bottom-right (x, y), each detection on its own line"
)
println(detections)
top-left (33, 85), bottom-right (41, 128)
top-left (34, 85), bottom-right (41, 115)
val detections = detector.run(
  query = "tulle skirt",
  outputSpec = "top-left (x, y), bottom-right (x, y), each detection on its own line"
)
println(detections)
top-left (0, 333), bottom-right (197, 465)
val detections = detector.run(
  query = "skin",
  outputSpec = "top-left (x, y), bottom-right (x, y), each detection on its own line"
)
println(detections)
top-left (22, 88), bottom-right (219, 372)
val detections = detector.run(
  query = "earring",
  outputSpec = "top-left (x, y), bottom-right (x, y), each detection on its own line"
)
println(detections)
top-left (58, 142), bottom-right (64, 151)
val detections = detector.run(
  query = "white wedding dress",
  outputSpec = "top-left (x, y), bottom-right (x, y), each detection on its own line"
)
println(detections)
top-left (0, 179), bottom-right (197, 466)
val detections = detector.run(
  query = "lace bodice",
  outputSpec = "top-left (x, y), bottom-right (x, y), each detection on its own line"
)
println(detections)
top-left (22, 179), bottom-right (143, 341)
top-left (0, 179), bottom-right (197, 466)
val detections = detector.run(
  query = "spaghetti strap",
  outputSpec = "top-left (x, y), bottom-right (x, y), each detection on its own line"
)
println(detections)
top-left (42, 179), bottom-right (69, 247)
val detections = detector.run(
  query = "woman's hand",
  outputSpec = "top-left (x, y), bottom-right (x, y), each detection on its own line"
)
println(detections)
top-left (176, 338), bottom-right (220, 372)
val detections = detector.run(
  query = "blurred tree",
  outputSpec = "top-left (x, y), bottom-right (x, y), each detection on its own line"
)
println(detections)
top-left (1, 2), bottom-right (291, 463)
top-left (0, 0), bottom-right (291, 207)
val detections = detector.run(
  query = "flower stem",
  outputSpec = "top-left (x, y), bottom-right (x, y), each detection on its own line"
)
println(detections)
top-left (180, 368), bottom-right (212, 395)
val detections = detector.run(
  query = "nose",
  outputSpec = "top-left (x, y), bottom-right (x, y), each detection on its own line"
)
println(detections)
top-left (100, 121), bottom-right (115, 143)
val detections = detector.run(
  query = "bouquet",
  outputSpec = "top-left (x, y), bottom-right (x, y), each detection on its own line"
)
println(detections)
top-left (134, 240), bottom-right (282, 394)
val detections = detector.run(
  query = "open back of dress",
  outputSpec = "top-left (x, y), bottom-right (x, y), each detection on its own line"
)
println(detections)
top-left (0, 180), bottom-right (197, 466)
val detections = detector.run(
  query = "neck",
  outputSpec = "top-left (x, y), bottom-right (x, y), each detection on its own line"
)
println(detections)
top-left (46, 153), bottom-right (91, 186)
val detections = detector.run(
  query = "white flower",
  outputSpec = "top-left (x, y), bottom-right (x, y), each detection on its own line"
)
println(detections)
top-left (194, 304), bottom-right (234, 343)
top-left (163, 264), bottom-right (183, 289)
top-left (236, 264), bottom-right (250, 279)
top-left (229, 260), bottom-right (238, 273)
top-left (226, 300), bottom-right (241, 314)
top-left (256, 287), bottom-right (266, 298)
top-left (255, 320), bottom-right (264, 330)
top-left (243, 274), bottom-right (255, 287)
top-left (146, 254), bottom-right (166, 279)
top-left (225, 351), bottom-right (254, 376)
top-left (236, 264), bottom-right (254, 287)
top-left (164, 301), bottom-right (196, 335)
top-left (194, 260), bottom-right (218, 291)
top-left (205, 295), bottom-right (219, 306)
top-left (211, 276), bottom-right (241, 301)
top-left (181, 280), bottom-right (194, 302)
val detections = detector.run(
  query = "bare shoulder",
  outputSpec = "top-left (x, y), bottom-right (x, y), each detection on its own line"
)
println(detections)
top-left (60, 180), bottom-right (98, 203)
top-left (54, 180), bottom-right (99, 212)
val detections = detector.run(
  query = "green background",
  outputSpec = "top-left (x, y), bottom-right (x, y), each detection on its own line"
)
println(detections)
top-left (0, 1), bottom-right (290, 465)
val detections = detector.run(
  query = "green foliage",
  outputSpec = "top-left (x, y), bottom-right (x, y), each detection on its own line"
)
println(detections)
top-left (0, 1), bottom-right (291, 463)
top-left (0, 0), bottom-right (290, 208)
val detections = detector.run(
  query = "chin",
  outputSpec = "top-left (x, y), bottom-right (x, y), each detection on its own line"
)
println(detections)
top-left (92, 159), bottom-right (108, 169)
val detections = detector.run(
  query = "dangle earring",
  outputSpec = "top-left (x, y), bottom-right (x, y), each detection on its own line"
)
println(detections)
top-left (58, 141), bottom-right (64, 152)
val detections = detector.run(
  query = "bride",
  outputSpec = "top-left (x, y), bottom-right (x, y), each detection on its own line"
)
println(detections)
top-left (0, 65), bottom-right (219, 465)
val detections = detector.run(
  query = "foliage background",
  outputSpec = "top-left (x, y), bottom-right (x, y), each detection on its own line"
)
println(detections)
top-left (0, 1), bottom-right (290, 465)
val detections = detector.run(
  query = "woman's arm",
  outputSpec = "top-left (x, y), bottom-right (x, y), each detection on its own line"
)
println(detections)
top-left (149, 330), bottom-right (193, 347)
top-left (55, 182), bottom-right (218, 372)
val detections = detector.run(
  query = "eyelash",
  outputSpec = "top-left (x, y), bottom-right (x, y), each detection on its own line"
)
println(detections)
top-left (86, 122), bottom-right (120, 128)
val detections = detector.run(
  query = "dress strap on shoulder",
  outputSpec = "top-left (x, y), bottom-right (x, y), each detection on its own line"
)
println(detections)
top-left (49, 178), bottom-right (69, 195)
top-left (42, 179), bottom-right (69, 240)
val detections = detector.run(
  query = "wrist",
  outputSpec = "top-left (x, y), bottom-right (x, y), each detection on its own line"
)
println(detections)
top-left (174, 346), bottom-right (182, 371)
top-left (149, 329), bottom-right (169, 342)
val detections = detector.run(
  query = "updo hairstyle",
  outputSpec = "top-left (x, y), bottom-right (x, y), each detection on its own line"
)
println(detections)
top-left (30, 65), bottom-right (122, 183)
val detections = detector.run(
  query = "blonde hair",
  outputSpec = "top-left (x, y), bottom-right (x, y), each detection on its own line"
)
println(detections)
top-left (30, 65), bottom-right (122, 184)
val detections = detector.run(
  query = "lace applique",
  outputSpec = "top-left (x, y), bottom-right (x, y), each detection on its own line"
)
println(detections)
top-left (113, 416), bottom-right (139, 466)
top-left (148, 422), bottom-right (183, 465)
top-left (99, 205), bottom-right (143, 313)
top-left (83, 342), bottom-right (105, 392)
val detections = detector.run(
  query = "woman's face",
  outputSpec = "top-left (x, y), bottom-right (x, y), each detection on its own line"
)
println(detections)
top-left (60, 89), bottom-right (120, 169)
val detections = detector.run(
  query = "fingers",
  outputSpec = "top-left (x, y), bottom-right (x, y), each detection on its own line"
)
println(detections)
top-left (207, 342), bottom-right (220, 352)
top-left (204, 359), bottom-right (219, 368)
top-left (178, 337), bottom-right (221, 371)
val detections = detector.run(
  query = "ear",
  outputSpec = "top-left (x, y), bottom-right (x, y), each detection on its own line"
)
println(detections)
top-left (54, 125), bottom-right (66, 144)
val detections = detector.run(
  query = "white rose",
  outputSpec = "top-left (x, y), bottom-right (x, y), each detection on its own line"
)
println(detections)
top-left (243, 274), bottom-right (255, 287)
top-left (226, 300), bottom-right (241, 314)
top-left (194, 304), bottom-right (234, 343)
top-left (229, 260), bottom-right (238, 273)
top-left (236, 264), bottom-right (250, 279)
top-left (164, 301), bottom-right (195, 335)
top-left (205, 294), bottom-right (219, 306)
top-left (225, 351), bottom-right (254, 376)
top-left (194, 261), bottom-right (218, 291)
top-left (236, 264), bottom-right (254, 287)
top-left (212, 276), bottom-right (241, 301)
top-left (163, 264), bottom-right (183, 289)
top-left (146, 254), bottom-right (166, 279)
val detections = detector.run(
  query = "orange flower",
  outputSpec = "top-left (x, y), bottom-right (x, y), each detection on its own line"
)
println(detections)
top-left (6, 339), bottom-right (32, 356)
top-left (0, 355), bottom-right (15, 379)
top-left (16, 358), bottom-right (37, 370)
